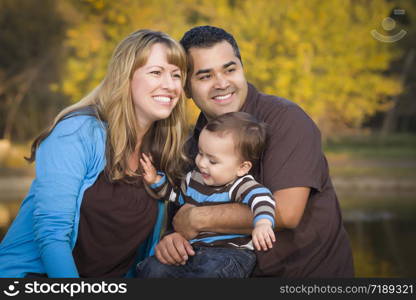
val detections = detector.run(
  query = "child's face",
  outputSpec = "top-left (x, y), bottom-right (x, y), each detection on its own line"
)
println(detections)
top-left (195, 129), bottom-right (251, 186)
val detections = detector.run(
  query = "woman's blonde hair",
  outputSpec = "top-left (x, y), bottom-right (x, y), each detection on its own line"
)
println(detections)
top-left (27, 29), bottom-right (189, 182)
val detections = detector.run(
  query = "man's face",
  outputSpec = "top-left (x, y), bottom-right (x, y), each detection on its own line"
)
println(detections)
top-left (187, 41), bottom-right (248, 120)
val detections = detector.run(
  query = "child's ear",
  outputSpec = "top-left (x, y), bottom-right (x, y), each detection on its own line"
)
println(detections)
top-left (237, 161), bottom-right (252, 176)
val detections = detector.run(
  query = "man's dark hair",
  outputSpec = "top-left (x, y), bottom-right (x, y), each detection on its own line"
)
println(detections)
top-left (180, 25), bottom-right (242, 62)
top-left (204, 112), bottom-right (267, 164)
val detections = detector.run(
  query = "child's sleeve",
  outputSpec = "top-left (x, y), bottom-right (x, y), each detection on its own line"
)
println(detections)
top-left (146, 172), bottom-right (189, 206)
top-left (231, 176), bottom-right (276, 228)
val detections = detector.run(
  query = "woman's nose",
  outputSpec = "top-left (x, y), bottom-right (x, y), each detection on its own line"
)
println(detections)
top-left (161, 73), bottom-right (175, 90)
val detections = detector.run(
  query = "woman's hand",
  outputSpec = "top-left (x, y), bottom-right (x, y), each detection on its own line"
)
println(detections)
top-left (140, 153), bottom-right (161, 185)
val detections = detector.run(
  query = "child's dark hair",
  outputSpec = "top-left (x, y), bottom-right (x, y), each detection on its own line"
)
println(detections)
top-left (204, 112), bottom-right (267, 164)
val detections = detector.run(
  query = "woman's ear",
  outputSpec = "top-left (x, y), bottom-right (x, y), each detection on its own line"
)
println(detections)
top-left (237, 161), bottom-right (252, 177)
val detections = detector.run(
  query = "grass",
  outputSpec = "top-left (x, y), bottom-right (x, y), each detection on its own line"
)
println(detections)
top-left (1, 133), bottom-right (416, 180)
top-left (324, 133), bottom-right (416, 159)
top-left (0, 141), bottom-right (34, 177)
top-left (324, 133), bottom-right (416, 180)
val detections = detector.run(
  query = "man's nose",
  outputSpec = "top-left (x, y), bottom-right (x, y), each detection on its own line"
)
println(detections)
top-left (214, 73), bottom-right (230, 89)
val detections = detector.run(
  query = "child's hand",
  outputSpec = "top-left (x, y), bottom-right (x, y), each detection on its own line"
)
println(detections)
top-left (252, 219), bottom-right (276, 251)
top-left (140, 153), bottom-right (161, 185)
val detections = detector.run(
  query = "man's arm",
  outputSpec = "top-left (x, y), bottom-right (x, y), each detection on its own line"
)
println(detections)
top-left (155, 187), bottom-right (310, 264)
top-left (174, 187), bottom-right (310, 237)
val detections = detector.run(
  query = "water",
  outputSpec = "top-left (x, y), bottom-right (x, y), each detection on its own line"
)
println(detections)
top-left (0, 179), bottom-right (415, 277)
top-left (339, 190), bottom-right (416, 277)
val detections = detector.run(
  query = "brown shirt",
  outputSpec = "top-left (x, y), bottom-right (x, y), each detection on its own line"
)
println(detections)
top-left (72, 171), bottom-right (158, 278)
top-left (187, 83), bottom-right (354, 278)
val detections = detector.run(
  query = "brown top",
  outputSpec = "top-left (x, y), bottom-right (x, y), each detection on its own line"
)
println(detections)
top-left (72, 171), bottom-right (158, 278)
top-left (188, 83), bottom-right (354, 278)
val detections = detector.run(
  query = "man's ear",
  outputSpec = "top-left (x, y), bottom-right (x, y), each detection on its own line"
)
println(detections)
top-left (237, 161), bottom-right (252, 177)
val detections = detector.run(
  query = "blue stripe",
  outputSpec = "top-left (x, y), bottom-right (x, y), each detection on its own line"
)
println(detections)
top-left (190, 234), bottom-right (248, 244)
top-left (253, 215), bottom-right (275, 228)
top-left (150, 172), bottom-right (166, 189)
top-left (242, 187), bottom-right (272, 204)
top-left (178, 194), bottom-right (185, 206)
top-left (186, 186), bottom-right (229, 203)
top-left (148, 200), bottom-right (166, 256)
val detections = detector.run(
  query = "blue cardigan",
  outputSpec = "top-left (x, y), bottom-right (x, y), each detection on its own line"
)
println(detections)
top-left (0, 115), bottom-right (165, 278)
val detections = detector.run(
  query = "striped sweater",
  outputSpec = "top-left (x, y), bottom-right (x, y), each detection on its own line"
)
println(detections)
top-left (149, 170), bottom-right (276, 249)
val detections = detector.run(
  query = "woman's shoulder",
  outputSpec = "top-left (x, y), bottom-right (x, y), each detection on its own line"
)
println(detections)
top-left (53, 114), bottom-right (106, 138)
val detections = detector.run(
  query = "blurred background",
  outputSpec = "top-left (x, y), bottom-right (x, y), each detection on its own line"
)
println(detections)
top-left (0, 0), bottom-right (415, 277)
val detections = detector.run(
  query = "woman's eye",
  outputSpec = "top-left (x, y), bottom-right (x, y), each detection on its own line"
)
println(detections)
top-left (150, 70), bottom-right (161, 75)
top-left (209, 160), bottom-right (217, 165)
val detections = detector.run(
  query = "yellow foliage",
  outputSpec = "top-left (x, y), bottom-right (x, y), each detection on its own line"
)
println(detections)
top-left (59, 0), bottom-right (403, 134)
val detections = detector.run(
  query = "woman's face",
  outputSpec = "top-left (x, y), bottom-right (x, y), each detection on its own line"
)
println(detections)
top-left (131, 43), bottom-right (183, 129)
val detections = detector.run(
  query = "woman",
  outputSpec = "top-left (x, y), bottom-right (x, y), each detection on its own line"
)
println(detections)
top-left (0, 29), bottom-right (189, 278)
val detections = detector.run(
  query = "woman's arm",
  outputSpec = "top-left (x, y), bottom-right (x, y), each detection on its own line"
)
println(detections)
top-left (33, 117), bottom-right (99, 277)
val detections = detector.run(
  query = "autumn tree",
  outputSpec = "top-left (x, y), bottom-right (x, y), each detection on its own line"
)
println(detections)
top-left (60, 0), bottom-right (403, 136)
top-left (0, 0), bottom-right (67, 141)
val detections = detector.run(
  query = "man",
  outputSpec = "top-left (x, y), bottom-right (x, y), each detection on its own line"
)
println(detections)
top-left (154, 25), bottom-right (354, 277)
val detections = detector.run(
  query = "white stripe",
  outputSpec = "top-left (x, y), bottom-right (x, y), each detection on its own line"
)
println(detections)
top-left (228, 240), bottom-right (254, 251)
top-left (168, 190), bottom-right (177, 202)
top-left (251, 196), bottom-right (275, 210)
top-left (228, 174), bottom-right (254, 198)
top-left (186, 171), bottom-right (192, 186)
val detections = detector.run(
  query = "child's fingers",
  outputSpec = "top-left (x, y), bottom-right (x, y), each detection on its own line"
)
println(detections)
top-left (258, 235), bottom-right (268, 251)
top-left (142, 153), bottom-right (151, 164)
top-left (270, 230), bottom-right (276, 243)
top-left (139, 158), bottom-right (150, 170)
top-left (264, 233), bottom-right (273, 249)
top-left (252, 236), bottom-right (261, 251)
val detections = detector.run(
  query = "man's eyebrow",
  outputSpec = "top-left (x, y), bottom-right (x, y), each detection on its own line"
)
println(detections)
top-left (223, 61), bottom-right (237, 69)
top-left (195, 68), bottom-right (211, 76)
top-left (194, 61), bottom-right (237, 76)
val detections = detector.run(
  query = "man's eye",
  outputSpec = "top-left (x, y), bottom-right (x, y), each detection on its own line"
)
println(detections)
top-left (226, 68), bottom-right (236, 73)
top-left (198, 74), bottom-right (211, 80)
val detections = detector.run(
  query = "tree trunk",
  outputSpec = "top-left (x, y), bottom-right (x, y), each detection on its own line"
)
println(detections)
top-left (381, 49), bottom-right (415, 135)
